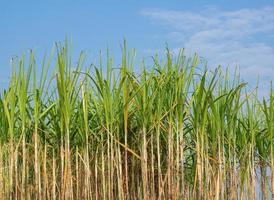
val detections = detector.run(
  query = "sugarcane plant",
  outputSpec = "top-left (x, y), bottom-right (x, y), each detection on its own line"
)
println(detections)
top-left (0, 40), bottom-right (273, 199)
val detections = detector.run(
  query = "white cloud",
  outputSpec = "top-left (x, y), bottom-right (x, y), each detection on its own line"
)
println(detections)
top-left (141, 7), bottom-right (274, 97)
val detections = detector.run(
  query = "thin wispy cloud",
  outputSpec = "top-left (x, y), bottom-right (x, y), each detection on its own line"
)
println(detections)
top-left (141, 6), bottom-right (274, 96)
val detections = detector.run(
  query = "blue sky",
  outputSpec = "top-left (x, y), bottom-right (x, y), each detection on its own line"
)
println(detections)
top-left (1, 0), bottom-right (274, 96)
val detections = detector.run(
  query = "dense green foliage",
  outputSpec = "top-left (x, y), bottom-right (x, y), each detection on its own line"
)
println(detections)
top-left (0, 41), bottom-right (273, 199)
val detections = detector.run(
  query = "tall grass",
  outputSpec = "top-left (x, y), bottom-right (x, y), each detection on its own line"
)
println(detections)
top-left (0, 41), bottom-right (273, 199)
